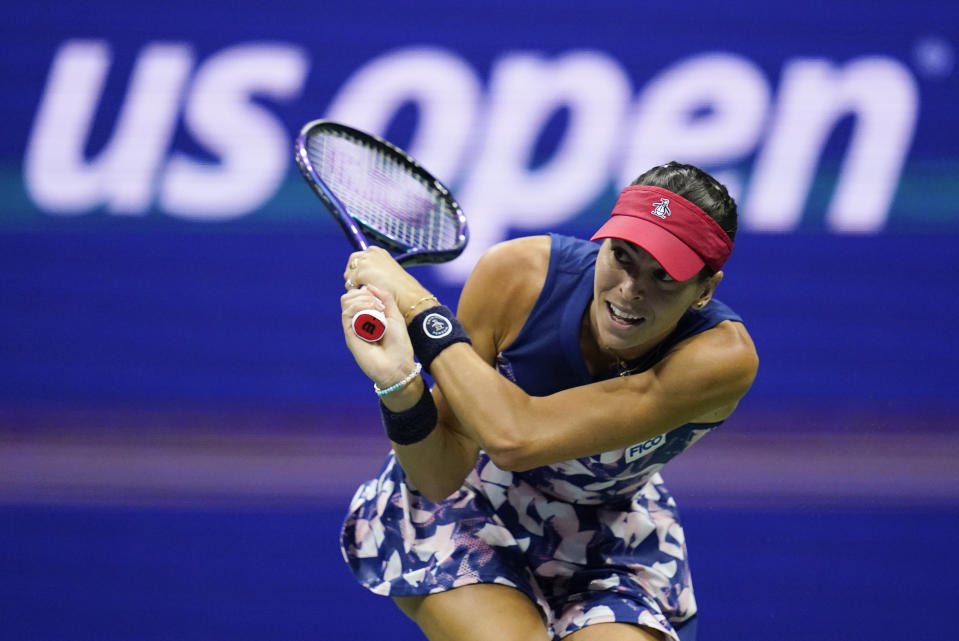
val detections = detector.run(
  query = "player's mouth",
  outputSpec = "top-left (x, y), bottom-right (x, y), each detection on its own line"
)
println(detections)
top-left (606, 301), bottom-right (645, 328)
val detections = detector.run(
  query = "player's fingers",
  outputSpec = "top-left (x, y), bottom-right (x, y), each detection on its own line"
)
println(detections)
top-left (340, 287), bottom-right (385, 314)
top-left (364, 284), bottom-right (396, 311)
top-left (343, 251), bottom-right (364, 286)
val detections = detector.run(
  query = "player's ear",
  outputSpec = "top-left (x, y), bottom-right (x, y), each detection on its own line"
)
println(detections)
top-left (693, 270), bottom-right (722, 309)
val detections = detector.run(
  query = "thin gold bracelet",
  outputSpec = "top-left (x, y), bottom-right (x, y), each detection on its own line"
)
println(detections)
top-left (403, 295), bottom-right (439, 322)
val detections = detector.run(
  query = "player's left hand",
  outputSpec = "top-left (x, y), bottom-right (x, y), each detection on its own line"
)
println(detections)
top-left (340, 284), bottom-right (417, 389)
top-left (343, 247), bottom-right (432, 317)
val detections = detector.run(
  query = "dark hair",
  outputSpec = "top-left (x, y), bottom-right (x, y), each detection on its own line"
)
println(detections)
top-left (631, 161), bottom-right (738, 242)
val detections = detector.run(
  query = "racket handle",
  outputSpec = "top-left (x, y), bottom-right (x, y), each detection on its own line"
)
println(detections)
top-left (352, 309), bottom-right (387, 342)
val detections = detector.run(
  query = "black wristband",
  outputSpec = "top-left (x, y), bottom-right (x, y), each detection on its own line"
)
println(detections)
top-left (380, 385), bottom-right (438, 446)
top-left (407, 305), bottom-right (471, 374)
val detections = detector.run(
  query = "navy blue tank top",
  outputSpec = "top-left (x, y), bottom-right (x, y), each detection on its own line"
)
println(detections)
top-left (494, 234), bottom-right (745, 504)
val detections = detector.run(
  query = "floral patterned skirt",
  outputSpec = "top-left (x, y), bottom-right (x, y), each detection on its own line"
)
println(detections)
top-left (340, 451), bottom-right (697, 641)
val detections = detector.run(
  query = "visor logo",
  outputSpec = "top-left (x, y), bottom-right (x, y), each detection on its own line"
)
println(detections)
top-left (650, 198), bottom-right (671, 220)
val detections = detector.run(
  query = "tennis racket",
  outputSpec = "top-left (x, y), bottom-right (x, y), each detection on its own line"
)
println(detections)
top-left (294, 120), bottom-right (469, 341)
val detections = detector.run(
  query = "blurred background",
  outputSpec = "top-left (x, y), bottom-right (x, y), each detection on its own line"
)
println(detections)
top-left (1, 1), bottom-right (957, 639)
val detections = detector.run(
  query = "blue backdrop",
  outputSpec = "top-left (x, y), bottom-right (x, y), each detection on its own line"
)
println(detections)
top-left (1, 2), bottom-right (957, 640)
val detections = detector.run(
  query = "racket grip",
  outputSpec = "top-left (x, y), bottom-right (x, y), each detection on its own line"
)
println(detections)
top-left (352, 309), bottom-right (387, 342)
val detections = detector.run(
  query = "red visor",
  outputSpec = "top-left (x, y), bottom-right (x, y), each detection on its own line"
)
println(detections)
top-left (591, 185), bottom-right (733, 281)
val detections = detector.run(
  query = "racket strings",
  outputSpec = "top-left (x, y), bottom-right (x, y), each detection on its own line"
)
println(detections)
top-left (306, 132), bottom-right (460, 252)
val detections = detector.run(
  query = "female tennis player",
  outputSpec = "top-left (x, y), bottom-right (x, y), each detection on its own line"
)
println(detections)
top-left (338, 162), bottom-right (758, 641)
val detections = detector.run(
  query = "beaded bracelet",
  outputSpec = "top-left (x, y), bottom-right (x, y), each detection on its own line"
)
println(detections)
top-left (373, 362), bottom-right (423, 397)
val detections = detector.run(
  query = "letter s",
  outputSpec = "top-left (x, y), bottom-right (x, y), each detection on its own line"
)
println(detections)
top-left (159, 44), bottom-right (309, 220)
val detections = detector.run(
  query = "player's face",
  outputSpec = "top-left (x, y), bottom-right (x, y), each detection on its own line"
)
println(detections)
top-left (590, 239), bottom-right (718, 360)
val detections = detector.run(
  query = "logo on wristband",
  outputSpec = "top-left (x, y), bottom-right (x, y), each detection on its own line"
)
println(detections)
top-left (422, 313), bottom-right (453, 339)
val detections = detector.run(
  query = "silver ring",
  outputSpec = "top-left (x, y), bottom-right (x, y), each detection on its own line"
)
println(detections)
top-left (346, 279), bottom-right (354, 289)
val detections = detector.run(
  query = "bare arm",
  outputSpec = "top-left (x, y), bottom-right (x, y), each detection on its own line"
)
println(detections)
top-left (425, 240), bottom-right (759, 471)
top-left (393, 238), bottom-right (549, 498)
top-left (339, 285), bottom-right (479, 502)
top-left (340, 238), bottom-right (548, 501)
top-left (343, 236), bottom-right (758, 492)
top-left (430, 321), bottom-right (757, 471)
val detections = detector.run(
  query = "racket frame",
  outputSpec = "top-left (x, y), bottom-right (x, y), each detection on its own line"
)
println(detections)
top-left (294, 119), bottom-right (468, 266)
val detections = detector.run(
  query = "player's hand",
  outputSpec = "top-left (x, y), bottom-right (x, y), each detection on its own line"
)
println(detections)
top-left (343, 247), bottom-right (432, 317)
top-left (340, 284), bottom-right (417, 389)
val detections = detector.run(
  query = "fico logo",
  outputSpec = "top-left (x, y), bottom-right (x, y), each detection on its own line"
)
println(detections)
top-left (624, 435), bottom-right (666, 463)
top-left (25, 41), bottom-right (920, 280)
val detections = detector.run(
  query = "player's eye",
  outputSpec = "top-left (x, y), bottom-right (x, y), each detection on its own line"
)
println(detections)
top-left (654, 269), bottom-right (675, 283)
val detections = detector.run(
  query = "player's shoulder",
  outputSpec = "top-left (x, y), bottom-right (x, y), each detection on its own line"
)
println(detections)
top-left (667, 318), bottom-right (759, 398)
top-left (465, 235), bottom-right (551, 294)
top-left (459, 235), bottom-right (551, 351)
top-left (698, 319), bottom-right (757, 367)
top-left (476, 235), bottom-right (552, 273)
